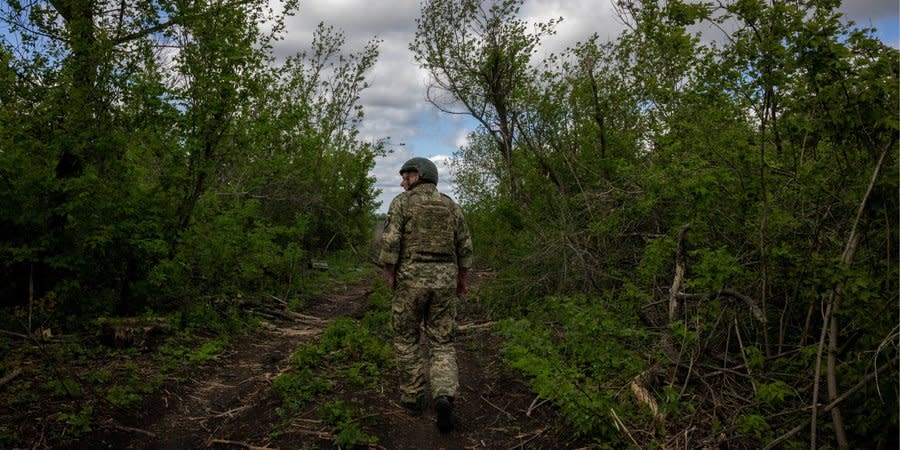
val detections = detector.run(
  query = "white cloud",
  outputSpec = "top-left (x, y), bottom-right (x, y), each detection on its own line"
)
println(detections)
top-left (453, 128), bottom-right (471, 149)
top-left (273, 0), bottom-right (897, 212)
top-left (839, 0), bottom-right (899, 23)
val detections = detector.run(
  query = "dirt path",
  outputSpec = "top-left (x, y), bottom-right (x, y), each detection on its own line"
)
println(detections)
top-left (84, 273), bottom-right (583, 449)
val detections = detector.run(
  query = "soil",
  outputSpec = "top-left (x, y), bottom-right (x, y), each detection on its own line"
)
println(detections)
top-left (26, 272), bottom-right (589, 449)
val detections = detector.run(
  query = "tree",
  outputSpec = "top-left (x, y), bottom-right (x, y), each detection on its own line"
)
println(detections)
top-left (0, 0), bottom-right (383, 322)
top-left (410, 0), bottom-right (558, 200)
top-left (448, 0), bottom-right (898, 447)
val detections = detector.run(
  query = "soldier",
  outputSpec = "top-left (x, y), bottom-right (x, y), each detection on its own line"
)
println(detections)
top-left (379, 157), bottom-right (473, 433)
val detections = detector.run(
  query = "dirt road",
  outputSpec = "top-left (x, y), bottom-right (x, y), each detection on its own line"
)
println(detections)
top-left (82, 273), bottom-right (582, 449)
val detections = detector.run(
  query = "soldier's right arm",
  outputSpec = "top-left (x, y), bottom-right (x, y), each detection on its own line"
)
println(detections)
top-left (378, 195), bottom-right (407, 267)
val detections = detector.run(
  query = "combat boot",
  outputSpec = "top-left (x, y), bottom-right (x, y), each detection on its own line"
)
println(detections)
top-left (434, 395), bottom-right (454, 433)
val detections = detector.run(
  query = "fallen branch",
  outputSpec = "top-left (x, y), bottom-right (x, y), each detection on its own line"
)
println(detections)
top-left (211, 405), bottom-right (250, 418)
top-left (0, 368), bottom-right (23, 389)
top-left (111, 424), bottom-right (156, 438)
top-left (208, 438), bottom-right (276, 450)
top-left (630, 371), bottom-right (664, 424)
top-left (458, 321), bottom-right (496, 331)
top-left (480, 394), bottom-right (515, 420)
top-left (508, 426), bottom-right (549, 450)
top-left (284, 311), bottom-right (325, 324)
top-left (0, 329), bottom-right (29, 339)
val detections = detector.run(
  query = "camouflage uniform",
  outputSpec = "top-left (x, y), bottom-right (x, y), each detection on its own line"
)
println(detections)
top-left (379, 183), bottom-right (473, 404)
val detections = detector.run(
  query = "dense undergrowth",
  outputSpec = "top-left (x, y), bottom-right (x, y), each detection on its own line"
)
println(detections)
top-left (0, 252), bottom-right (369, 448)
top-left (410, 0), bottom-right (899, 448)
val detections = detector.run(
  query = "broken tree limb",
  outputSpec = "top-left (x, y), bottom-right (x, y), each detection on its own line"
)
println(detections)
top-left (111, 424), bottom-right (156, 438)
top-left (676, 289), bottom-right (766, 323)
top-left (668, 224), bottom-right (691, 323)
top-left (283, 311), bottom-right (325, 324)
top-left (630, 370), bottom-right (664, 424)
top-left (0, 329), bottom-right (29, 339)
top-left (481, 394), bottom-right (515, 420)
top-left (458, 321), bottom-right (496, 331)
top-left (0, 368), bottom-right (23, 389)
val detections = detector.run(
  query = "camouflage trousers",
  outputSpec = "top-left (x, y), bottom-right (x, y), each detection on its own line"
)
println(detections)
top-left (391, 285), bottom-right (458, 403)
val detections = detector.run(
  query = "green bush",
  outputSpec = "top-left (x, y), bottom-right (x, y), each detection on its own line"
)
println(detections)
top-left (321, 400), bottom-right (377, 448)
top-left (57, 407), bottom-right (93, 436)
top-left (498, 295), bottom-right (650, 442)
top-left (273, 369), bottom-right (332, 414)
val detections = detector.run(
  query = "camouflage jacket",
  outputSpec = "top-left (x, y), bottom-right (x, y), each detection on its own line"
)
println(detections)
top-left (378, 183), bottom-right (473, 289)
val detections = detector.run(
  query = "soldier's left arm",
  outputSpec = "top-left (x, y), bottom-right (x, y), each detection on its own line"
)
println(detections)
top-left (453, 204), bottom-right (473, 269)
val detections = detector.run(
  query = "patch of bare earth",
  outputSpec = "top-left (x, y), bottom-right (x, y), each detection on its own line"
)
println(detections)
top-left (74, 272), bottom-right (587, 449)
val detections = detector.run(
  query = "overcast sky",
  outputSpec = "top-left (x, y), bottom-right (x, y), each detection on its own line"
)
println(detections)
top-left (270, 0), bottom-right (899, 212)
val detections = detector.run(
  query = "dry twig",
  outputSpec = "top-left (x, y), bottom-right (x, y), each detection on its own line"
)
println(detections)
top-left (480, 394), bottom-right (516, 420)
top-left (526, 394), bottom-right (549, 417)
top-left (458, 321), bottom-right (497, 331)
top-left (610, 407), bottom-right (642, 449)
top-left (208, 438), bottom-right (276, 450)
top-left (111, 424), bottom-right (156, 437)
top-left (508, 426), bottom-right (549, 450)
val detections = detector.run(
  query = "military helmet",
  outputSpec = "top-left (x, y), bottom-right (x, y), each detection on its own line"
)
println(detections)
top-left (399, 157), bottom-right (439, 184)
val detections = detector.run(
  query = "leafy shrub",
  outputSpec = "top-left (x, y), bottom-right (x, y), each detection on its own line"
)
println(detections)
top-left (44, 378), bottom-right (83, 399)
top-left (273, 369), bottom-right (332, 414)
top-left (319, 318), bottom-right (392, 368)
top-left (321, 400), bottom-right (377, 448)
top-left (106, 384), bottom-right (143, 407)
top-left (57, 407), bottom-right (93, 436)
top-left (498, 295), bottom-right (650, 442)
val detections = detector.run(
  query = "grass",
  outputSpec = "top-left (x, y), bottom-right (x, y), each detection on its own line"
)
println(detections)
top-left (272, 277), bottom-right (393, 447)
top-left (0, 249), bottom-right (376, 448)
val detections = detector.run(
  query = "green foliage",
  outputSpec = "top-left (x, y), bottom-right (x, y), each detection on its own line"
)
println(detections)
top-left (660, 386), bottom-right (695, 419)
top-left (498, 295), bottom-right (649, 442)
top-left (321, 400), bottom-right (377, 448)
top-left (344, 362), bottom-right (381, 389)
top-left (756, 380), bottom-right (793, 407)
top-left (438, 0), bottom-right (898, 446)
top-left (43, 378), bottom-right (83, 399)
top-left (274, 281), bottom-right (392, 437)
top-left (360, 280), bottom-right (392, 338)
top-left (0, 0), bottom-right (381, 330)
top-left (738, 413), bottom-right (770, 440)
top-left (157, 334), bottom-right (232, 371)
top-left (686, 247), bottom-right (744, 292)
top-left (318, 318), bottom-right (393, 368)
top-left (85, 369), bottom-right (111, 385)
top-left (273, 369), bottom-right (332, 414)
top-left (187, 338), bottom-right (228, 364)
top-left (106, 384), bottom-right (144, 407)
top-left (57, 406), bottom-right (93, 436)
top-left (0, 426), bottom-right (21, 448)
